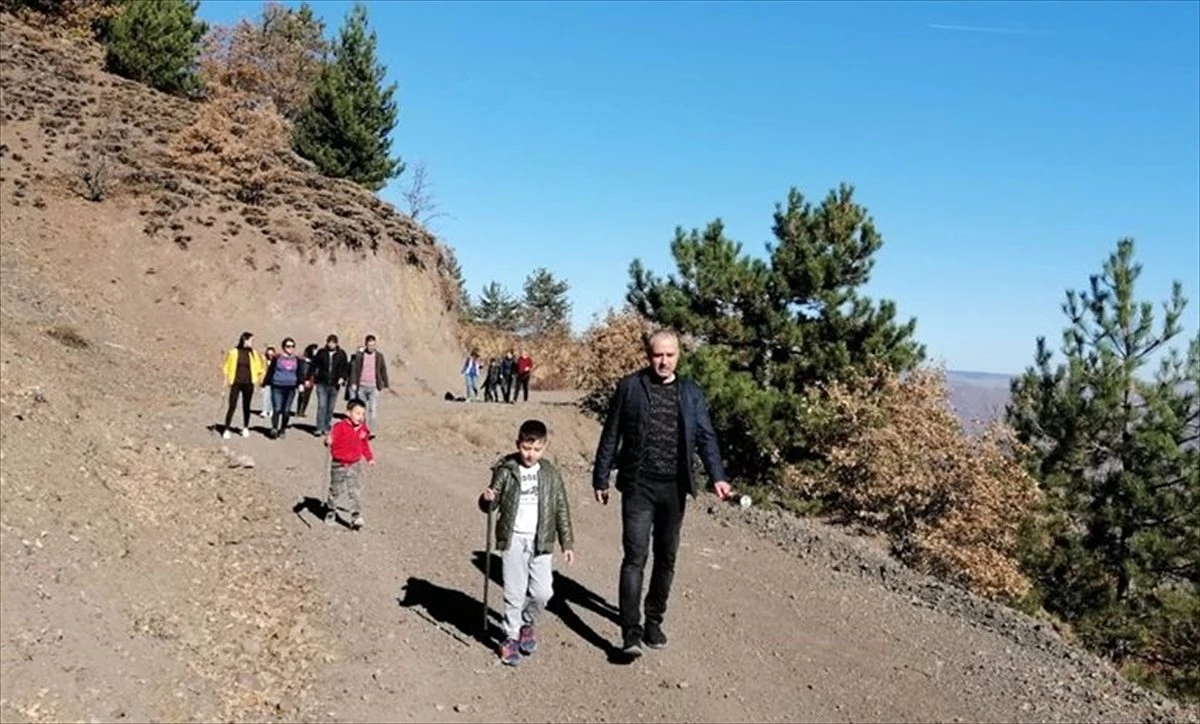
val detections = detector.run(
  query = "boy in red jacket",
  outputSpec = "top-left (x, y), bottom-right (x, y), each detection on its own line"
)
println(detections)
top-left (324, 399), bottom-right (375, 530)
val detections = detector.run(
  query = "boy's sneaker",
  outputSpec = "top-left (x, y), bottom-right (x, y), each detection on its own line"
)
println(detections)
top-left (621, 628), bottom-right (643, 658)
top-left (350, 515), bottom-right (363, 530)
top-left (222, 429), bottom-right (231, 440)
top-left (324, 511), bottom-right (337, 526)
top-left (518, 624), bottom-right (537, 656)
top-left (499, 639), bottom-right (521, 666)
top-left (643, 623), bottom-right (668, 650)
top-left (241, 428), bottom-right (250, 438)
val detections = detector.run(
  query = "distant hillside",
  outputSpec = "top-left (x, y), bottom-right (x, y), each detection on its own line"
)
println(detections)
top-left (945, 370), bottom-right (1015, 429)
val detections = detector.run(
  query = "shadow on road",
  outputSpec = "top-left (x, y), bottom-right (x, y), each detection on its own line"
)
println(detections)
top-left (396, 576), bottom-right (502, 649)
top-left (469, 551), bottom-right (638, 664)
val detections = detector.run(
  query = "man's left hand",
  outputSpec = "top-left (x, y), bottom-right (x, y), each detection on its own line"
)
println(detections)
top-left (713, 481), bottom-right (732, 500)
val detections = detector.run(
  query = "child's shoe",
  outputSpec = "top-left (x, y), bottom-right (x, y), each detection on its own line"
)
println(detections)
top-left (499, 639), bottom-right (521, 666)
top-left (518, 624), bottom-right (537, 656)
top-left (241, 428), bottom-right (250, 438)
top-left (222, 429), bottom-right (231, 440)
top-left (350, 514), bottom-right (363, 530)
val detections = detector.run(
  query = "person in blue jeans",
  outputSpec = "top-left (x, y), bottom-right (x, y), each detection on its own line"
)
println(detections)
top-left (461, 350), bottom-right (481, 401)
top-left (264, 337), bottom-right (302, 439)
top-left (348, 334), bottom-right (390, 435)
top-left (310, 334), bottom-right (350, 437)
top-left (591, 328), bottom-right (732, 658)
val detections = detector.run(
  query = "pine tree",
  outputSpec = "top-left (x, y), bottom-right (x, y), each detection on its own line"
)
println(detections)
top-left (520, 267), bottom-right (571, 336)
top-left (628, 183), bottom-right (924, 481)
top-left (103, 0), bottom-right (207, 96)
top-left (291, 1), bottom-right (403, 191)
top-left (473, 282), bottom-right (522, 332)
top-left (442, 245), bottom-right (472, 318)
top-left (1007, 238), bottom-right (1199, 698)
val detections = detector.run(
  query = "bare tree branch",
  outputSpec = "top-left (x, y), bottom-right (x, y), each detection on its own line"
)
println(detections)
top-left (401, 161), bottom-right (449, 224)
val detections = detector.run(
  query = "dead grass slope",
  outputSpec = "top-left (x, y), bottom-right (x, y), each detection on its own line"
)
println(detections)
top-left (0, 13), bottom-right (469, 722)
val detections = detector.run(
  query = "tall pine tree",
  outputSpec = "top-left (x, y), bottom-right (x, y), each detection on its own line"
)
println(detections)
top-left (1007, 239), bottom-right (1199, 698)
top-left (520, 267), bottom-right (571, 336)
top-left (473, 282), bottom-right (522, 332)
top-left (291, 2), bottom-right (403, 191)
top-left (103, 0), bottom-right (207, 95)
top-left (628, 184), bottom-right (924, 481)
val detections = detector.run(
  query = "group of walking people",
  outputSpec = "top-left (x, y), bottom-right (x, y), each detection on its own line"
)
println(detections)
top-left (461, 349), bottom-right (534, 403)
top-left (220, 331), bottom-right (389, 440)
top-left (219, 325), bottom-right (733, 667)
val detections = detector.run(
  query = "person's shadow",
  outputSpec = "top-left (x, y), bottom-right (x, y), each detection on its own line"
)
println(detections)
top-left (469, 551), bottom-right (638, 664)
top-left (396, 576), bottom-right (503, 647)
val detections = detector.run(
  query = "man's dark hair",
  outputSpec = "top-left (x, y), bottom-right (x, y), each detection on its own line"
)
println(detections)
top-left (326, 334), bottom-right (339, 344)
top-left (365, 334), bottom-right (377, 344)
top-left (346, 399), bottom-right (366, 411)
top-left (517, 419), bottom-right (548, 443)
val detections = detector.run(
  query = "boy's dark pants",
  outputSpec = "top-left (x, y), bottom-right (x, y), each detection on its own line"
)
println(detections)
top-left (618, 478), bottom-right (686, 636)
top-left (515, 374), bottom-right (530, 402)
top-left (501, 375), bottom-right (514, 402)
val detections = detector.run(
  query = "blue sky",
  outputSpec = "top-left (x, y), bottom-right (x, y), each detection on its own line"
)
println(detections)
top-left (198, 0), bottom-right (1199, 374)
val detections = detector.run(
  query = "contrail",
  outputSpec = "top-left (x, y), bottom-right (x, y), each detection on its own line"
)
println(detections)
top-left (927, 23), bottom-right (1029, 35)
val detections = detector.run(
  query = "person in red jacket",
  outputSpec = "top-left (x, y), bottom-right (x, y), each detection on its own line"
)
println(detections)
top-left (514, 350), bottom-right (534, 402)
top-left (323, 399), bottom-right (375, 530)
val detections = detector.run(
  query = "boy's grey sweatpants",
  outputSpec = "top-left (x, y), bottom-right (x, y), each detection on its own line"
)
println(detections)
top-left (326, 460), bottom-right (362, 519)
top-left (502, 532), bottom-right (554, 641)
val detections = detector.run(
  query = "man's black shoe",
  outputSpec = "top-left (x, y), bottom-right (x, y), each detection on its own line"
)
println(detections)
top-left (643, 623), bottom-right (668, 650)
top-left (621, 628), bottom-right (643, 657)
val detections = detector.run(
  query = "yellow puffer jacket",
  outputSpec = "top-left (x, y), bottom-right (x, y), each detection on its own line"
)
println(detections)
top-left (222, 347), bottom-right (267, 386)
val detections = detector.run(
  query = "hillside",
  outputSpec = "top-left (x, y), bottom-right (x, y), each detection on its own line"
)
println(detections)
top-left (0, 17), bottom-right (463, 396)
top-left (1, 14), bottom-right (1196, 724)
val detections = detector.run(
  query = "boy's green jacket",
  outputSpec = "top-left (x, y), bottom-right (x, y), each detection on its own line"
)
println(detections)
top-left (479, 454), bottom-right (575, 555)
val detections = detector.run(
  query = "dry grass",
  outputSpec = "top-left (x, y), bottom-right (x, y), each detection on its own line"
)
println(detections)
top-left (167, 91), bottom-right (292, 191)
top-left (1, 0), bottom-right (121, 39)
top-left (575, 306), bottom-right (653, 415)
top-left (790, 364), bottom-right (1042, 602)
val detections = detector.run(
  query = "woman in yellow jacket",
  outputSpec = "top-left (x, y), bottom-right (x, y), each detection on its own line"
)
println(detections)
top-left (221, 331), bottom-right (267, 439)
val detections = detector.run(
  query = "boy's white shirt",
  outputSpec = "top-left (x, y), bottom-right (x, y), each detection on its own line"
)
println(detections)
top-left (511, 462), bottom-right (541, 536)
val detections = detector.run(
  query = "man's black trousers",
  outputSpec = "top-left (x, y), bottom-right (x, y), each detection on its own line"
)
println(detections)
top-left (618, 478), bottom-right (686, 635)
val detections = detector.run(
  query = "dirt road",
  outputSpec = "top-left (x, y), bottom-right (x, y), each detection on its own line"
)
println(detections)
top-left (162, 391), bottom-right (1184, 724)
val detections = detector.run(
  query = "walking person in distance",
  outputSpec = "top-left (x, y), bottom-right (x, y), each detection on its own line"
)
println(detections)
top-left (264, 337), bottom-right (302, 439)
top-left (591, 328), bottom-right (732, 657)
top-left (311, 334), bottom-right (350, 438)
top-left (348, 334), bottom-right (389, 436)
top-left (220, 331), bottom-right (265, 439)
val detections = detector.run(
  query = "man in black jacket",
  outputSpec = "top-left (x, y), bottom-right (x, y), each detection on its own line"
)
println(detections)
top-left (499, 351), bottom-right (516, 403)
top-left (311, 334), bottom-right (349, 437)
top-left (592, 328), bottom-right (731, 657)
